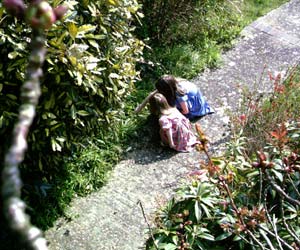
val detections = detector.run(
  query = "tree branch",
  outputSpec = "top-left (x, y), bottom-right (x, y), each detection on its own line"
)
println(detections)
top-left (1, 29), bottom-right (48, 250)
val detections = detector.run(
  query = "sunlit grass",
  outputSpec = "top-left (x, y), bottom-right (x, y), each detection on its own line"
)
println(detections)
top-left (241, 0), bottom-right (289, 26)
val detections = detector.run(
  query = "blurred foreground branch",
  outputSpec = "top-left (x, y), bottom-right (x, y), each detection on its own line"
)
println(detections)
top-left (1, 1), bottom-right (66, 249)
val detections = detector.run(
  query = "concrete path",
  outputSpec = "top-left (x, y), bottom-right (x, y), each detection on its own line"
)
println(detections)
top-left (45, 1), bottom-right (300, 249)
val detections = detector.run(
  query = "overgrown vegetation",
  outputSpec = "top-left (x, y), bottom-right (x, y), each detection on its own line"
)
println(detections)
top-left (0, 0), bottom-right (289, 244)
top-left (136, 0), bottom-right (288, 80)
top-left (145, 68), bottom-right (300, 249)
top-left (0, 0), bottom-right (143, 238)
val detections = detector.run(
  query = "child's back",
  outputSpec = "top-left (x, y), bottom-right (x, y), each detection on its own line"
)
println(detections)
top-left (156, 98), bottom-right (199, 152)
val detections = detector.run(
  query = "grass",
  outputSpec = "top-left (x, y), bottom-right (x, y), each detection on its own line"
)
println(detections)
top-left (142, 0), bottom-right (288, 80)
top-left (241, 0), bottom-right (289, 26)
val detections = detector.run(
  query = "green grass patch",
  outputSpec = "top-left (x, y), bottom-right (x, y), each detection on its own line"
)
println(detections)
top-left (241, 0), bottom-right (289, 26)
top-left (143, 0), bottom-right (288, 79)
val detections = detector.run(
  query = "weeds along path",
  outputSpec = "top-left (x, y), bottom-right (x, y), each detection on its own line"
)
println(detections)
top-left (45, 1), bottom-right (300, 249)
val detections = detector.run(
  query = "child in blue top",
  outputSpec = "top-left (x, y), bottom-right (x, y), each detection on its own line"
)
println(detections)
top-left (135, 75), bottom-right (214, 121)
top-left (174, 78), bottom-right (214, 119)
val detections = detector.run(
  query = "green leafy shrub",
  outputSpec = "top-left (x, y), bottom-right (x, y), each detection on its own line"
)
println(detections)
top-left (146, 68), bottom-right (300, 250)
top-left (0, 0), bottom-right (144, 175)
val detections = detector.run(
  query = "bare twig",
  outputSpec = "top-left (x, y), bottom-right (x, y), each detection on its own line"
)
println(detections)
top-left (2, 1), bottom-right (67, 249)
top-left (259, 228), bottom-right (276, 250)
top-left (259, 169), bottom-right (263, 205)
top-left (262, 190), bottom-right (284, 250)
top-left (287, 174), bottom-right (300, 198)
top-left (258, 225), bottom-right (294, 250)
top-left (137, 200), bottom-right (159, 250)
top-left (265, 170), bottom-right (300, 206)
top-left (218, 179), bottom-right (265, 250)
top-left (280, 199), bottom-right (300, 245)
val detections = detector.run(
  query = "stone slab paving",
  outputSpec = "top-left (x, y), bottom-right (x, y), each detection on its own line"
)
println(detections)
top-left (45, 1), bottom-right (300, 249)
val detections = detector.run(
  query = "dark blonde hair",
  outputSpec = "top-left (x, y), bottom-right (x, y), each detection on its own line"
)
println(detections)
top-left (155, 75), bottom-right (185, 106)
top-left (151, 93), bottom-right (172, 115)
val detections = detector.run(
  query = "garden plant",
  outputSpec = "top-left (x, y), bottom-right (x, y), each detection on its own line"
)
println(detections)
top-left (146, 68), bottom-right (300, 250)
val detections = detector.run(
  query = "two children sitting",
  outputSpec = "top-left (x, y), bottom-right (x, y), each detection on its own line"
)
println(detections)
top-left (135, 75), bottom-right (214, 152)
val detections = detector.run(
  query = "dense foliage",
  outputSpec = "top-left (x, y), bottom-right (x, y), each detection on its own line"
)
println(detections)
top-left (146, 68), bottom-right (300, 249)
top-left (0, 0), bottom-right (290, 244)
top-left (0, 0), bottom-right (144, 176)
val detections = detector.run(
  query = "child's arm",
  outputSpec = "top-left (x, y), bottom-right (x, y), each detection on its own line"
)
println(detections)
top-left (166, 127), bottom-right (175, 148)
top-left (179, 101), bottom-right (189, 115)
top-left (134, 90), bottom-right (158, 113)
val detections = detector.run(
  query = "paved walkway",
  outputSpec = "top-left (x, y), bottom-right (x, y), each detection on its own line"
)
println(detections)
top-left (45, 1), bottom-right (300, 249)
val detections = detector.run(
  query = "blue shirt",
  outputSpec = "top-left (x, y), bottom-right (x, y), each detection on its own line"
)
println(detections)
top-left (175, 80), bottom-right (213, 119)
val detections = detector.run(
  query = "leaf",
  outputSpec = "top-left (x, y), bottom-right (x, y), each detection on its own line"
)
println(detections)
top-left (233, 235), bottom-right (242, 241)
top-left (171, 235), bottom-right (178, 245)
top-left (271, 169), bottom-right (283, 182)
top-left (8, 51), bottom-right (19, 59)
top-left (200, 203), bottom-right (211, 218)
top-left (77, 110), bottom-right (90, 116)
top-left (77, 25), bottom-right (97, 38)
top-left (51, 138), bottom-right (62, 152)
top-left (199, 233), bottom-right (215, 241)
top-left (215, 232), bottom-right (232, 241)
top-left (164, 243), bottom-right (178, 250)
top-left (70, 105), bottom-right (76, 119)
top-left (88, 40), bottom-right (99, 50)
top-left (108, 0), bottom-right (117, 5)
top-left (195, 200), bottom-right (202, 222)
top-left (109, 73), bottom-right (120, 79)
top-left (68, 56), bottom-right (77, 66)
top-left (68, 22), bottom-right (78, 40)
top-left (201, 197), bottom-right (215, 208)
top-left (6, 94), bottom-right (17, 100)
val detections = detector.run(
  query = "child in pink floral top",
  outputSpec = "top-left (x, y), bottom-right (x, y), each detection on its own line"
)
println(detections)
top-left (152, 93), bottom-right (199, 152)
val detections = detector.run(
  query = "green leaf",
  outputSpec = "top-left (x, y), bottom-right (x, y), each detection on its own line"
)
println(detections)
top-left (77, 25), bottom-right (97, 38)
top-left (77, 110), bottom-right (90, 116)
top-left (162, 243), bottom-right (177, 250)
top-left (171, 235), bottom-right (178, 245)
top-left (68, 22), bottom-right (78, 40)
top-left (70, 105), bottom-right (77, 119)
top-left (6, 94), bottom-right (17, 100)
top-left (215, 232), bottom-right (232, 241)
top-left (195, 200), bottom-right (202, 222)
top-left (271, 169), bottom-right (283, 182)
top-left (8, 51), bottom-right (19, 59)
top-left (51, 138), bottom-right (62, 152)
top-left (199, 233), bottom-right (215, 241)
top-left (200, 203), bottom-right (211, 218)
